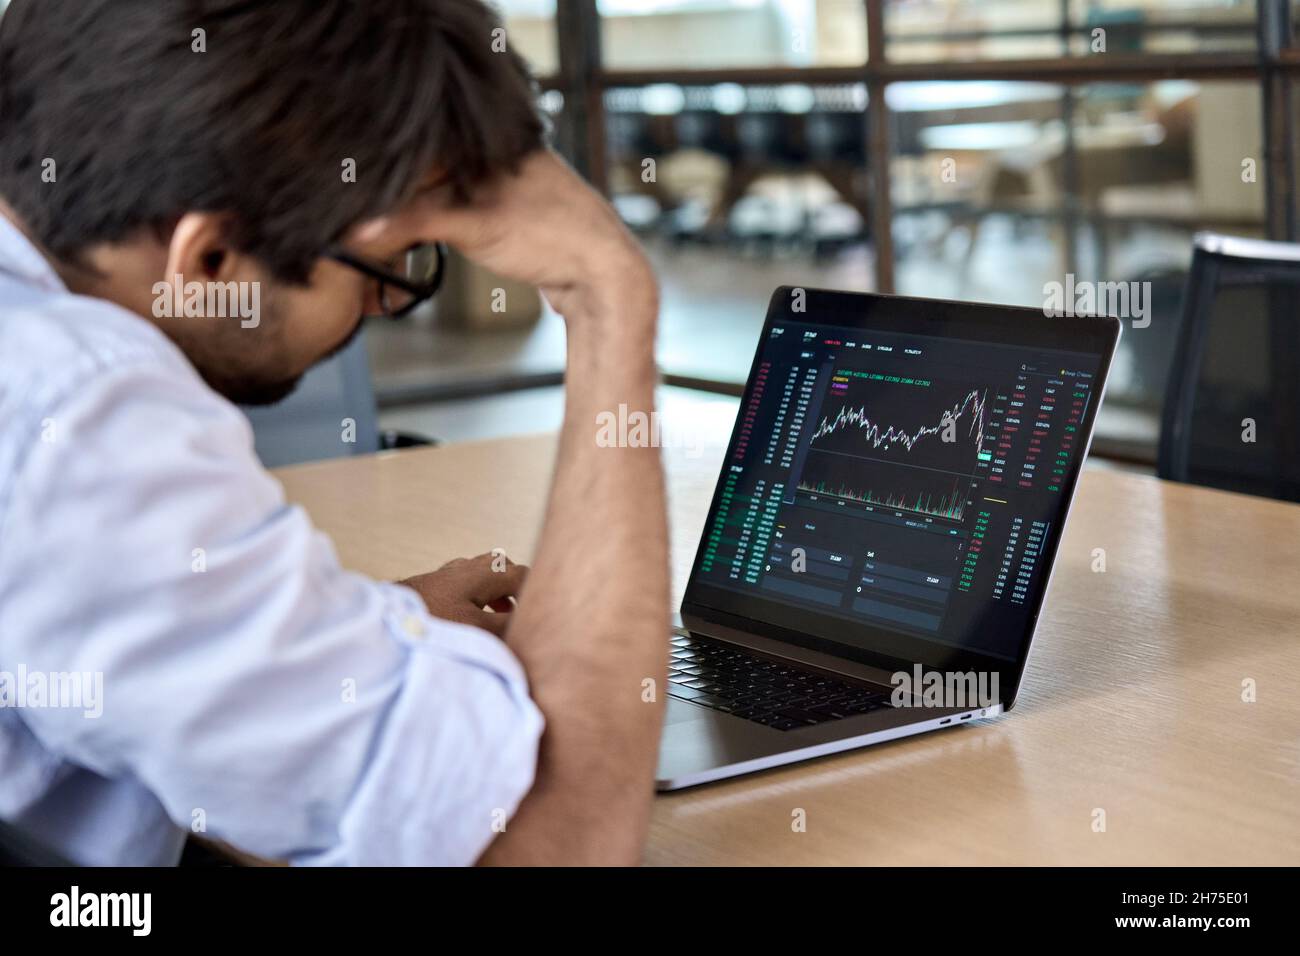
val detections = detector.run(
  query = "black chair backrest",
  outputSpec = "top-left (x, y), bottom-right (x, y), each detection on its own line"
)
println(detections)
top-left (1158, 233), bottom-right (1300, 502)
top-left (805, 110), bottom-right (867, 164)
top-left (736, 111), bottom-right (810, 165)
top-left (607, 110), bottom-right (669, 161)
top-left (674, 109), bottom-right (739, 160)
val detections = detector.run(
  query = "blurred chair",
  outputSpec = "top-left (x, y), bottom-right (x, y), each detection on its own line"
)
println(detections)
top-left (806, 109), bottom-right (870, 224)
top-left (242, 329), bottom-right (433, 469)
top-left (709, 87), bottom-right (815, 235)
top-left (607, 108), bottom-right (679, 217)
top-left (1158, 233), bottom-right (1300, 502)
top-left (736, 111), bottom-right (809, 168)
top-left (675, 108), bottom-right (739, 162)
top-left (707, 110), bottom-right (794, 233)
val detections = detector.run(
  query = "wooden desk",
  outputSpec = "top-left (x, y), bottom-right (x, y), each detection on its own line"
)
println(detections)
top-left (276, 434), bottom-right (1300, 865)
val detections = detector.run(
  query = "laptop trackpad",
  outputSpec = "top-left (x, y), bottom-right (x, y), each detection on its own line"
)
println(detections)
top-left (658, 696), bottom-right (784, 785)
top-left (664, 696), bottom-right (714, 727)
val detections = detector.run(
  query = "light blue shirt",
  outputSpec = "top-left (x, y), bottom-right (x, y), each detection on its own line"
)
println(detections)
top-left (0, 216), bottom-right (543, 865)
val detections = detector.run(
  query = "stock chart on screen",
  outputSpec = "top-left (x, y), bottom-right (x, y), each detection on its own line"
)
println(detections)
top-left (695, 320), bottom-right (1100, 660)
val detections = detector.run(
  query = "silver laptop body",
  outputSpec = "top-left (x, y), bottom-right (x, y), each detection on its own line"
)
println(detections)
top-left (657, 289), bottom-right (1120, 790)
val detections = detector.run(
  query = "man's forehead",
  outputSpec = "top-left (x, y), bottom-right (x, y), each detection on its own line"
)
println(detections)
top-left (345, 170), bottom-right (451, 249)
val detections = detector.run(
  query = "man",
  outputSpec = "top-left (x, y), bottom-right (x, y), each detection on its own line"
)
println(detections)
top-left (0, 0), bottom-right (668, 865)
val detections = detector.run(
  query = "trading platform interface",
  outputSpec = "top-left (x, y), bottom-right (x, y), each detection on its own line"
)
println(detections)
top-left (693, 320), bottom-right (1102, 661)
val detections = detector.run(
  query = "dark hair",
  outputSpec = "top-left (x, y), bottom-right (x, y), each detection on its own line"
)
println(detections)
top-left (0, 0), bottom-right (544, 282)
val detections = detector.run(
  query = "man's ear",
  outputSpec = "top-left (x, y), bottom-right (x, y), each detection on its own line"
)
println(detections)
top-left (163, 212), bottom-right (259, 286)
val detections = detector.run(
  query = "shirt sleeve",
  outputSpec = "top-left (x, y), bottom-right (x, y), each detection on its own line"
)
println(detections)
top-left (0, 359), bottom-right (542, 866)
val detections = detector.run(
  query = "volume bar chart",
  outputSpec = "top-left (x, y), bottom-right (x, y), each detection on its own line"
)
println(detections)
top-left (797, 467), bottom-right (968, 521)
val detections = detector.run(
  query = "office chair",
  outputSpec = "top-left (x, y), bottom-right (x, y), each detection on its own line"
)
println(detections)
top-left (242, 327), bottom-right (433, 469)
top-left (805, 108), bottom-right (871, 256)
top-left (1158, 233), bottom-right (1300, 502)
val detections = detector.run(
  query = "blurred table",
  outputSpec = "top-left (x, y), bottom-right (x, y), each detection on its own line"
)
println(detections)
top-left (276, 433), bottom-right (1300, 865)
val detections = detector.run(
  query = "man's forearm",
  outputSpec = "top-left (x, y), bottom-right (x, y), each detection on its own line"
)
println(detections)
top-left (481, 269), bottom-right (668, 865)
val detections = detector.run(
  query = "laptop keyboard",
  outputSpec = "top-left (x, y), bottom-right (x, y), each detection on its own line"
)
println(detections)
top-left (668, 633), bottom-right (892, 731)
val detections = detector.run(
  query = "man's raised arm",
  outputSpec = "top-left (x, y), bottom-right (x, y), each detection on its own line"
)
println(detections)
top-left (359, 151), bottom-right (671, 864)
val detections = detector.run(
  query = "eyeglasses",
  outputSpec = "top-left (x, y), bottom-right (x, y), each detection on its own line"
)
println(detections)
top-left (326, 241), bottom-right (447, 319)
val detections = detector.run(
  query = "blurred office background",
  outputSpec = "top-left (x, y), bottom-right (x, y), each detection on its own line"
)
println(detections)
top-left (359, 0), bottom-right (1300, 474)
top-left (2, 0), bottom-right (1294, 482)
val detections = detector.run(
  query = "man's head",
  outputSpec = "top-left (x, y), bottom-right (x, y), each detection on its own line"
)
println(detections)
top-left (0, 0), bottom-right (544, 404)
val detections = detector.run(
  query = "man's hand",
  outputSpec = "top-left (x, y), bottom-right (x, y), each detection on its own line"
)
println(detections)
top-left (400, 553), bottom-right (527, 638)
top-left (349, 149), bottom-right (654, 322)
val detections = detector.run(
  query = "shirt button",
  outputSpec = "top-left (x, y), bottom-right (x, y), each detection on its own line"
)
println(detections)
top-left (401, 614), bottom-right (427, 639)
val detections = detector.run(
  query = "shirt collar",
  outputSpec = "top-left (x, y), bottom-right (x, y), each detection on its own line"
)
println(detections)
top-left (0, 212), bottom-right (67, 293)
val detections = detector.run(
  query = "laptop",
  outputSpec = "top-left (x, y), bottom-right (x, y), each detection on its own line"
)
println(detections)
top-left (657, 288), bottom-right (1121, 789)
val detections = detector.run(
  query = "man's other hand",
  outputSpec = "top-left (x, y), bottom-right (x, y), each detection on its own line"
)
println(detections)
top-left (400, 553), bottom-right (527, 638)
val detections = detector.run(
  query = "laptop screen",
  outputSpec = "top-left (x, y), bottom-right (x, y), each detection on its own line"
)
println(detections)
top-left (683, 289), bottom-right (1119, 680)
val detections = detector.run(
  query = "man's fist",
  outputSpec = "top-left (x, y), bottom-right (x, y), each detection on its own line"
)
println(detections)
top-left (348, 150), bottom-right (655, 323)
top-left (400, 552), bottom-right (528, 638)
